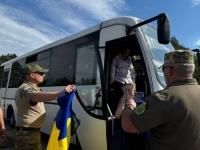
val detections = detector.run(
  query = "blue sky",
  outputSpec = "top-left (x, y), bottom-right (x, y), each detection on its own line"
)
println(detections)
top-left (0, 0), bottom-right (200, 56)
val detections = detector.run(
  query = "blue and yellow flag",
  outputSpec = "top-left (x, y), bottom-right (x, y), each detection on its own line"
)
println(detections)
top-left (47, 91), bottom-right (75, 150)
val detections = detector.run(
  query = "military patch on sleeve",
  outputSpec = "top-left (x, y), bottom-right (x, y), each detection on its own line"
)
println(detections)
top-left (134, 102), bottom-right (146, 115)
top-left (25, 88), bottom-right (33, 93)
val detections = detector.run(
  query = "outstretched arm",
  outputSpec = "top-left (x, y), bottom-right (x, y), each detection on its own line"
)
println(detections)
top-left (0, 107), bottom-right (6, 139)
top-left (31, 84), bottom-right (76, 102)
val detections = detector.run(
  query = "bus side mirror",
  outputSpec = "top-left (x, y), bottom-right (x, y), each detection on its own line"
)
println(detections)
top-left (192, 49), bottom-right (200, 66)
top-left (197, 52), bottom-right (200, 66)
top-left (157, 14), bottom-right (170, 44)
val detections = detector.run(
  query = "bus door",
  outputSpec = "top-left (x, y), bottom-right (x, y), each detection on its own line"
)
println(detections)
top-left (104, 34), bottom-right (150, 100)
top-left (103, 34), bottom-right (150, 147)
top-left (73, 42), bottom-right (107, 150)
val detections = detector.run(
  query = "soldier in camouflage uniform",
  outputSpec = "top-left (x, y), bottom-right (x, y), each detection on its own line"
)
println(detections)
top-left (13, 64), bottom-right (76, 150)
top-left (0, 90), bottom-right (6, 139)
top-left (121, 50), bottom-right (200, 150)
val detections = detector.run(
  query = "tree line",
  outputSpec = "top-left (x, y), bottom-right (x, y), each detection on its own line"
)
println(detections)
top-left (171, 36), bottom-right (200, 84)
top-left (0, 37), bottom-right (200, 83)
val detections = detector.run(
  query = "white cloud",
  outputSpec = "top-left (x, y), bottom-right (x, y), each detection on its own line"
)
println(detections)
top-left (195, 38), bottom-right (200, 47)
top-left (0, 0), bottom-right (127, 56)
top-left (0, 13), bottom-right (51, 56)
top-left (66, 0), bottom-right (126, 20)
top-left (0, 5), bottom-right (70, 56)
top-left (191, 0), bottom-right (200, 6)
top-left (31, 0), bottom-right (127, 30)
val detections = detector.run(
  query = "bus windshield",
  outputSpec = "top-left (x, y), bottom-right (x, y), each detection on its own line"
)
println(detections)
top-left (140, 24), bottom-right (174, 86)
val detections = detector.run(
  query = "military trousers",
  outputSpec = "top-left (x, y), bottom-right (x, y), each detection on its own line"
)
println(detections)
top-left (13, 129), bottom-right (42, 150)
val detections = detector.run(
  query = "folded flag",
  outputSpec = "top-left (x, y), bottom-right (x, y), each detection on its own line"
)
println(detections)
top-left (47, 91), bottom-right (75, 150)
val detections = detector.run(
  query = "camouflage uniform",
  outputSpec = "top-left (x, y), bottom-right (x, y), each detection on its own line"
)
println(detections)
top-left (13, 130), bottom-right (42, 150)
top-left (13, 64), bottom-right (49, 150)
top-left (129, 50), bottom-right (200, 150)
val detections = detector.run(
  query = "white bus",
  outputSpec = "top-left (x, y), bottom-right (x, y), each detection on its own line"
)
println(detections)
top-left (0, 13), bottom-right (174, 150)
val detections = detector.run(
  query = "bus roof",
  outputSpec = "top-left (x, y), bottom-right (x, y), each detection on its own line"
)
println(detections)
top-left (1, 16), bottom-right (139, 66)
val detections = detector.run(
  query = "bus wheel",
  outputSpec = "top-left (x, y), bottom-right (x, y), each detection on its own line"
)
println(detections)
top-left (9, 111), bottom-right (15, 128)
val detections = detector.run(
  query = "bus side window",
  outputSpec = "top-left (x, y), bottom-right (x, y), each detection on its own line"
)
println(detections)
top-left (75, 44), bottom-right (103, 116)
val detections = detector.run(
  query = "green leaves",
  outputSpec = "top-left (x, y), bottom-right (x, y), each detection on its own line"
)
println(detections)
top-left (0, 54), bottom-right (17, 65)
top-left (170, 36), bottom-right (200, 84)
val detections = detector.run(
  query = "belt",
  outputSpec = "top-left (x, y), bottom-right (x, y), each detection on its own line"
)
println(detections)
top-left (15, 126), bottom-right (40, 131)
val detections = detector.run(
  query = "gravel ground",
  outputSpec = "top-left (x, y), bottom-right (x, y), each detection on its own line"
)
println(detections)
top-left (0, 119), bottom-right (49, 150)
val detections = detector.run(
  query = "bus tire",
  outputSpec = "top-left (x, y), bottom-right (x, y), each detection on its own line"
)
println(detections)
top-left (9, 111), bottom-right (15, 128)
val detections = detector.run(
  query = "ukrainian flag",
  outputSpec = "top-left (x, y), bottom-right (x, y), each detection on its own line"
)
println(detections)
top-left (47, 91), bottom-right (75, 150)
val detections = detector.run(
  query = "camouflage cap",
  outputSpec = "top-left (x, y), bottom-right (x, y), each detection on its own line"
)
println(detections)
top-left (24, 64), bottom-right (49, 75)
top-left (158, 50), bottom-right (194, 69)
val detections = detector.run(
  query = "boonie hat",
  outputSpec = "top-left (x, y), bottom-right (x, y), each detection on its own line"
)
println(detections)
top-left (158, 50), bottom-right (194, 69)
top-left (24, 64), bottom-right (49, 75)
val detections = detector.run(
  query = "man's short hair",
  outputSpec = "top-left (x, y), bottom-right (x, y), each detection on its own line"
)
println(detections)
top-left (121, 48), bottom-right (131, 54)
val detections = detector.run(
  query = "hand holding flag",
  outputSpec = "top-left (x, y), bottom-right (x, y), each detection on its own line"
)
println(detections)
top-left (47, 87), bottom-right (75, 150)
